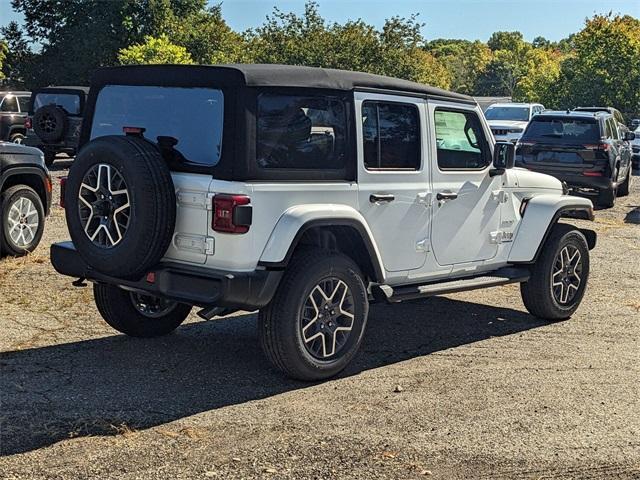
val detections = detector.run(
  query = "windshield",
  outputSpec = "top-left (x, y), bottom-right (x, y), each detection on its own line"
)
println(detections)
top-left (91, 85), bottom-right (224, 167)
top-left (522, 117), bottom-right (600, 144)
top-left (34, 92), bottom-right (81, 115)
top-left (485, 106), bottom-right (530, 122)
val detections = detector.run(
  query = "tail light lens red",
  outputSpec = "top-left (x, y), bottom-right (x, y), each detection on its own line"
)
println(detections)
top-left (583, 143), bottom-right (609, 151)
top-left (59, 177), bottom-right (67, 208)
top-left (212, 194), bottom-right (252, 234)
top-left (583, 171), bottom-right (604, 177)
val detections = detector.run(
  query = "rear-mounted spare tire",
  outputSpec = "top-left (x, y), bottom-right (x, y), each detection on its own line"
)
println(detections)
top-left (65, 135), bottom-right (176, 279)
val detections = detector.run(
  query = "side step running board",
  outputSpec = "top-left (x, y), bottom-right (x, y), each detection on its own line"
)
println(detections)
top-left (376, 267), bottom-right (531, 303)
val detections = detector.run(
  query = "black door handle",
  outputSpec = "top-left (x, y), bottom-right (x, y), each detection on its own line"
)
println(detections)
top-left (370, 193), bottom-right (395, 204)
top-left (436, 191), bottom-right (458, 201)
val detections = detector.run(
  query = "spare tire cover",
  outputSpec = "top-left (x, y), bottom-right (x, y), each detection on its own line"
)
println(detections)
top-left (65, 135), bottom-right (176, 279)
top-left (33, 105), bottom-right (68, 142)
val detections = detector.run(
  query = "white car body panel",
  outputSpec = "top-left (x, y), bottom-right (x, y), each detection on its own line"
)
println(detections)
top-left (508, 194), bottom-right (593, 263)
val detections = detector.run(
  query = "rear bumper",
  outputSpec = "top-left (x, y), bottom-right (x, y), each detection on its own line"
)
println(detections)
top-left (519, 167), bottom-right (613, 191)
top-left (50, 241), bottom-right (282, 310)
top-left (632, 153), bottom-right (640, 170)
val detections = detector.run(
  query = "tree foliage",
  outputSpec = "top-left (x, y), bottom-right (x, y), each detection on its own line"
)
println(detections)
top-left (1, 2), bottom-right (638, 118)
top-left (118, 34), bottom-right (194, 65)
top-left (554, 14), bottom-right (640, 118)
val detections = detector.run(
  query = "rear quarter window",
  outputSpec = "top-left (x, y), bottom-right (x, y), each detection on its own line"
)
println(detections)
top-left (91, 85), bottom-right (224, 167)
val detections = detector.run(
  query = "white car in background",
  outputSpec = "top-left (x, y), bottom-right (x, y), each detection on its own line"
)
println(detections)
top-left (485, 103), bottom-right (545, 143)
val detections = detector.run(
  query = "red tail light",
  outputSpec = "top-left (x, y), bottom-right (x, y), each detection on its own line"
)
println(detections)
top-left (583, 171), bottom-right (604, 177)
top-left (25, 117), bottom-right (32, 129)
top-left (212, 194), bottom-right (252, 234)
top-left (583, 143), bottom-right (609, 151)
top-left (59, 177), bottom-right (68, 208)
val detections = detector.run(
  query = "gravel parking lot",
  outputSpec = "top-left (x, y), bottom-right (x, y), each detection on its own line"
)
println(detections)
top-left (1, 163), bottom-right (639, 479)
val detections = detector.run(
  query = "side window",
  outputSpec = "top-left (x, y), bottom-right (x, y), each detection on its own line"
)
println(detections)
top-left (609, 119), bottom-right (620, 140)
top-left (434, 109), bottom-right (490, 170)
top-left (257, 93), bottom-right (347, 170)
top-left (0, 96), bottom-right (18, 112)
top-left (362, 101), bottom-right (420, 170)
top-left (17, 96), bottom-right (30, 112)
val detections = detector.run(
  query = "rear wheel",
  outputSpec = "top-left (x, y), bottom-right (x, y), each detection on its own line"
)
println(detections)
top-left (93, 283), bottom-right (192, 337)
top-left (0, 185), bottom-right (45, 256)
top-left (9, 132), bottom-right (25, 144)
top-left (44, 150), bottom-right (56, 167)
top-left (596, 186), bottom-right (616, 208)
top-left (259, 249), bottom-right (369, 381)
top-left (617, 170), bottom-right (631, 197)
top-left (521, 224), bottom-right (589, 321)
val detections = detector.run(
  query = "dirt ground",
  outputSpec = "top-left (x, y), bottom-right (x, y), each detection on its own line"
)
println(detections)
top-left (1, 161), bottom-right (639, 479)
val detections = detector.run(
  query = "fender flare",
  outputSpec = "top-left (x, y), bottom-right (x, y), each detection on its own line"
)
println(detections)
top-left (258, 204), bottom-right (385, 283)
top-left (0, 166), bottom-right (51, 215)
top-left (508, 195), bottom-right (595, 264)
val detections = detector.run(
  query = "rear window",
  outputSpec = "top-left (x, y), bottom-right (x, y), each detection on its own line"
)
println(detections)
top-left (34, 92), bottom-right (81, 115)
top-left (91, 85), bottom-right (224, 167)
top-left (257, 93), bottom-right (347, 170)
top-left (522, 117), bottom-right (601, 144)
top-left (485, 106), bottom-right (530, 122)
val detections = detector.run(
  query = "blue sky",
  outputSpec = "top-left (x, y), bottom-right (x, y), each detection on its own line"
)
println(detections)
top-left (1, 0), bottom-right (638, 42)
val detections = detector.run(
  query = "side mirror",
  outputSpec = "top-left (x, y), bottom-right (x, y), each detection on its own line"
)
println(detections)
top-left (490, 142), bottom-right (515, 176)
top-left (624, 131), bottom-right (636, 141)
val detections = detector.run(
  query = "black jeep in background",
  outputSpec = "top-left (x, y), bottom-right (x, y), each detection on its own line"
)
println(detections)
top-left (0, 91), bottom-right (31, 144)
top-left (516, 110), bottom-right (634, 208)
top-left (24, 86), bottom-right (88, 167)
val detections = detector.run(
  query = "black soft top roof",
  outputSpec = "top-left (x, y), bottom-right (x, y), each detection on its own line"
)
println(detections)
top-left (36, 86), bottom-right (89, 94)
top-left (91, 64), bottom-right (474, 103)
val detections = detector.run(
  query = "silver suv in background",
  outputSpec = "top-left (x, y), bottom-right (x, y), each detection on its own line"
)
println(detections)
top-left (485, 103), bottom-right (545, 143)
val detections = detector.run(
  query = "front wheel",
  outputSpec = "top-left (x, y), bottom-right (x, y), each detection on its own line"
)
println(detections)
top-left (520, 224), bottom-right (589, 321)
top-left (259, 249), bottom-right (369, 381)
top-left (0, 185), bottom-right (45, 256)
top-left (94, 283), bottom-right (192, 337)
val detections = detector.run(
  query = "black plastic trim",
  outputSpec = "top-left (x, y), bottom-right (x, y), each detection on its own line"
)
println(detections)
top-left (257, 218), bottom-right (385, 283)
top-left (50, 241), bottom-right (282, 310)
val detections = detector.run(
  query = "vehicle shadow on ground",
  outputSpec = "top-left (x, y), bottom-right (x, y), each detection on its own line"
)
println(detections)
top-left (1, 296), bottom-right (548, 456)
top-left (623, 206), bottom-right (640, 224)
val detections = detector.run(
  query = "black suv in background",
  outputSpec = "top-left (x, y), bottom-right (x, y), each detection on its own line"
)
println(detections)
top-left (0, 91), bottom-right (31, 143)
top-left (24, 86), bottom-right (88, 166)
top-left (516, 111), bottom-right (634, 208)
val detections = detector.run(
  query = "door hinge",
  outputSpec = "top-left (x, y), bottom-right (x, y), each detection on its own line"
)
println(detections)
top-left (416, 192), bottom-right (432, 206)
top-left (174, 234), bottom-right (215, 255)
top-left (176, 190), bottom-right (210, 210)
top-left (491, 190), bottom-right (509, 203)
top-left (415, 238), bottom-right (430, 252)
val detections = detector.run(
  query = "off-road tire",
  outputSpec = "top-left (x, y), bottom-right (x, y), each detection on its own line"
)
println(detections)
top-left (65, 135), bottom-right (176, 279)
top-left (596, 186), bottom-right (616, 208)
top-left (94, 283), bottom-right (191, 337)
top-left (33, 105), bottom-right (68, 143)
top-left (259, 248), bottom-right (369, 381)
top-left (9, 132), bottom-right (25, 144)
top-left (0, 185), bottom-right (45, 256)
top-left (521, 224), bottom-right (589, 321)
top-left (617, 170), bottom-right (631, 197)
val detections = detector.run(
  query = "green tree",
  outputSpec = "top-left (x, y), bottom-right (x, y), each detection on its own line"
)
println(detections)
top-left (514, 48), bottom-right (562, 104)
top-left (487, 31), bottom-right (524, 51)
top-left (246, 2), bottom-right (450, 88)
top-left (426, 39), bottom-right (491, 94)
top-left (555, 14), bottom-right (640, 118)
top-left (118, 34), bottom-right (194, 65)
top-left (0, 21), bottom-right (33, 87)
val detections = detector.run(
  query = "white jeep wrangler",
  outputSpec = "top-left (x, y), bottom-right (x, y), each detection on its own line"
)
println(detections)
top-left (52, 65), bottom-right (596, 381)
